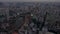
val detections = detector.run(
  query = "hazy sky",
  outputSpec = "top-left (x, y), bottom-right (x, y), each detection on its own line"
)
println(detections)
top-left (0, 0), bottom-right (60, 2)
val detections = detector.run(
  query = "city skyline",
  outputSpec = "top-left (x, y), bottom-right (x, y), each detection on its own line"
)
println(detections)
top-left (0, 0), bottom-right (60, 2)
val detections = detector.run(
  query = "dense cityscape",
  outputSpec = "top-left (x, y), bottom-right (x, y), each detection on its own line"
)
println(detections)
top-left (0, 2), bottom-right (60, 34)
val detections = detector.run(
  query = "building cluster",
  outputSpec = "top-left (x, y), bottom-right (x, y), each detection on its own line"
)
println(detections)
top-left (0, 2), bottom-right (60, 34)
